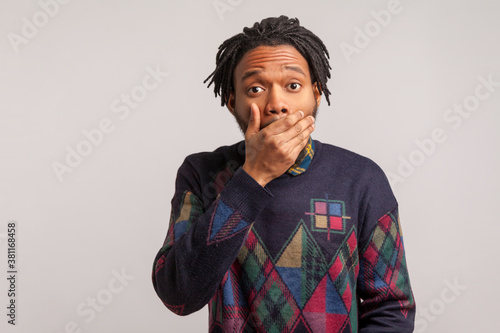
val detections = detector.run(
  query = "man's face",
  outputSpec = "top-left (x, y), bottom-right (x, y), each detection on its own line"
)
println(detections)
top-left (227, 44), bottom-right (321, 133)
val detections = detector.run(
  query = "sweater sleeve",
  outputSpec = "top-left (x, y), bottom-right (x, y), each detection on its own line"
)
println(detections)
top-left (353, 156), bottom-right (416, 333)
top-left (152, 159), bottom-right (272, 316)
top-left (357, 205), bottom-right (416, 332)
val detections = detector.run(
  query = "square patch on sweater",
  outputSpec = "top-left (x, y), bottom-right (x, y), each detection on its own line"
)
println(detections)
top-left (307, 199), bottom-right (350, 237)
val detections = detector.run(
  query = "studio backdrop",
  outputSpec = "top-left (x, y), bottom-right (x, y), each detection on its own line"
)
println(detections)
top-left (1, 0), bottom-right (499, 332)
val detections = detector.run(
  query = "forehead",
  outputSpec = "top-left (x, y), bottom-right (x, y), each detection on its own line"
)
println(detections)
top-left (234, 44), bottom-right (311, 81)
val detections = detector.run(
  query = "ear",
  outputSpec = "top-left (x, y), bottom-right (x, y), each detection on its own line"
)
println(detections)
top-left (226, 90), bottom-right (236, 115)
top-left (313, 82), bottom-right (322, 107)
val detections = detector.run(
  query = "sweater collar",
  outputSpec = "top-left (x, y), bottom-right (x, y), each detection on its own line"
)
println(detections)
top-left (287, 137), bottom-right (315, 176)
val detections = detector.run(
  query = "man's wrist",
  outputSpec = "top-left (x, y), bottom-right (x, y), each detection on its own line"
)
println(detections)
top-left (242, 164), bottom-right (270, 188)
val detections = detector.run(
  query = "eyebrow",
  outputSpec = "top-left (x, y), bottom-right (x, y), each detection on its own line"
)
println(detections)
top-left (241, 69), bottom-right (262, 82)
top-left (240, 66), bottom-right (306, 82)
top-left (284, 66), bottom-right (306, 77)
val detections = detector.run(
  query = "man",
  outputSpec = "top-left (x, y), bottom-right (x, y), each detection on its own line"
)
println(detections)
top-left (152, 16), bottom-right (415, 332)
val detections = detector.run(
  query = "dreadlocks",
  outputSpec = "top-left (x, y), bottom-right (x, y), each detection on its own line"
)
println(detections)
top-left (204, 15), bottom-right (332, 106)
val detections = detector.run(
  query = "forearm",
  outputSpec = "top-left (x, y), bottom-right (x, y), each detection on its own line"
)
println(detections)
top-left (152, 168), bottom-right (272, 315)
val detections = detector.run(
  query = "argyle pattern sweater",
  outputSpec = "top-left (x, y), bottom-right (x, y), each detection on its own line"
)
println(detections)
top-left (152, 139), bottom-right (415, 332)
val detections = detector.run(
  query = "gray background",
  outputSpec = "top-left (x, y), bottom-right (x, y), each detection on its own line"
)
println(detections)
top-left (1, 0), bottom-right (499, 332)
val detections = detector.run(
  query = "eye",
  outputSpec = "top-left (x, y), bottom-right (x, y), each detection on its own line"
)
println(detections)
top-left (288, 82), bottom-right (302, 91)
top-left (248, 86), bottom-right (264, 94)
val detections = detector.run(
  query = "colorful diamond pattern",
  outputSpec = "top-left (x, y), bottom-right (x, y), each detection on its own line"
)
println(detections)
top-left (359, 211), bottom-right (415, 318)
top-left (251, 269), bottom-right (301, 332)
top-left (212, 220), bottom-right (361, 332)
top-left (207, 201), bottom-right (250, 245)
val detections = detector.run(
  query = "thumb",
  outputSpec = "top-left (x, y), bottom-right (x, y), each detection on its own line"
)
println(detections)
top-left (245, 103), bottom-right (261, 137)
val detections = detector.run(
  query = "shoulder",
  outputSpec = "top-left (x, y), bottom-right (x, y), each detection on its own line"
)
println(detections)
top-left (315, 141), bottom-right (397, 233)
top-left (182, 141), bottom-right (245, 171)
top-left (314, 140), bottom-right (396, 214)
top-left (173, 141), bottom-right (245, 198)
top-left (314, 140), bottom-right (388, 184)
top-left (176, 141), bottom-right (245, 191)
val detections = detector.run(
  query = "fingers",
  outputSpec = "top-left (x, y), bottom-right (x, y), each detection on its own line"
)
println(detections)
top-left (248, 107), bottom-right (315, 151)
top-left (264, 110), bottom-right (305, 135)
top-left (245, 103), bottom-right (261, 138)
top-left (282, 113), bottom-right (315, 144)
top-left (292, 115), bottom-right (315, 135)
top-left (292, 126), bottom-right (314, 155)
top-left (259, 110), bottom-right (315, 149)
top-left (242, 107), bottom-right (315, 186)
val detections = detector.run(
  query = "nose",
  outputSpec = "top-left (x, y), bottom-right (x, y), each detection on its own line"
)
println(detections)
top-left (264, 87), bottom-right (289, 118)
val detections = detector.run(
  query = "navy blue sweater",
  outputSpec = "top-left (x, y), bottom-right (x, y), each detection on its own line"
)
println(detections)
top-left (153, 139), bottom-right (415, 332)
